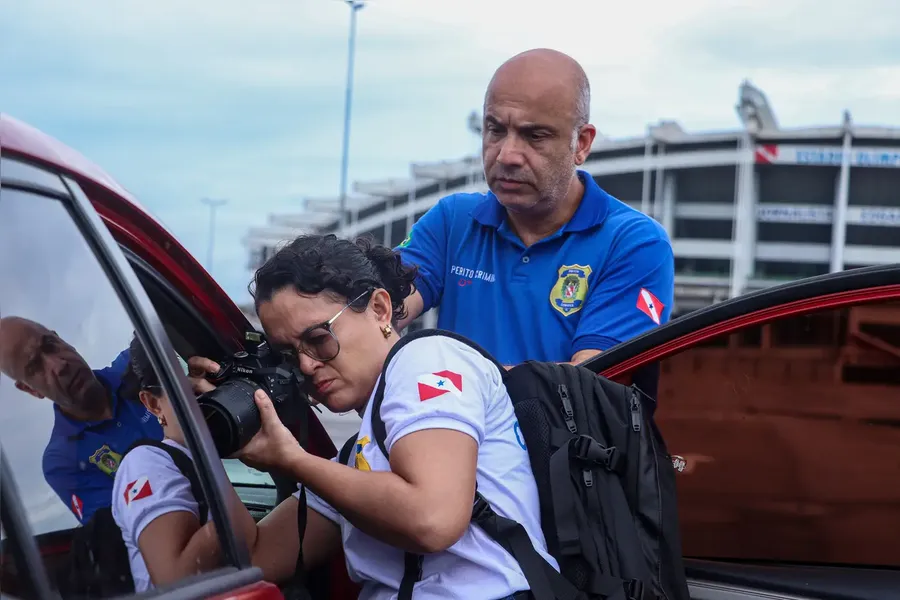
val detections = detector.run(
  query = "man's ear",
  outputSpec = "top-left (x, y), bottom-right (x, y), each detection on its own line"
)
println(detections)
top-left (574, 123), bottom-right (597, 165)
top-left (15, 380), bottom-right (44, 399)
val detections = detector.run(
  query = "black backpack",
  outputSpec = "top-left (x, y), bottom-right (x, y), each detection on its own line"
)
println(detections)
top-left (338, 329), bottom-right (690, 600)
top-left (58, 439), bottom-right (209, 599)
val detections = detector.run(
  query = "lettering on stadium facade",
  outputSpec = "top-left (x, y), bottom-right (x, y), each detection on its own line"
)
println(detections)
top-left (757, 144), bottom-right (900, 168)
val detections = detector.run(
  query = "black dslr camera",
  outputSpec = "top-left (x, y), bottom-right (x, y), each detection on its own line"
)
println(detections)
top-left (196, 331), bottom-right (308, 457)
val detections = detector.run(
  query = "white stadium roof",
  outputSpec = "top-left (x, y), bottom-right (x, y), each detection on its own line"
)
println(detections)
top-left (243, 225), bottom-right (312, 248)
top-left (296, 193), bottom-right (391, 214)
top-left (353, 176), bottom-right (430, 199)
top-left (267, 211), bottom-right (339, 229)
top-left (243, 79), bottom-right (900, 254)
top-left (410, 156), bottom-right (481, 180)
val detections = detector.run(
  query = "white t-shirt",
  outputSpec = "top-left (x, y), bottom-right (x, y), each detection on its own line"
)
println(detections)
top-left (111, 439), bottom-right (201, 593)
top-left (298, 335), bottom-right (557, 600)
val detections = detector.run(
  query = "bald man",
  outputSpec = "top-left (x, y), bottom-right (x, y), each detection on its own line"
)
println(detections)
top-left (0, 316), bottom-right (162, 524)
top-left (396, 49), bottom-right (674, 366)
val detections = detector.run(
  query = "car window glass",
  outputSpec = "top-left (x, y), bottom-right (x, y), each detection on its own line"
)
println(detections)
top-left (128, 271), bottom-right (284, 510)
top-left (223, 459), bottom-right (274, 486)
top-left (654, 300), bottom-right (900, 567)
top-left (0, 184), bottom-right (210, 596)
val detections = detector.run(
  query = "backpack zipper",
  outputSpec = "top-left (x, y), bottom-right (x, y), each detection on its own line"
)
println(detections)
top-left (630, 388), bottom-right (642, 432)
top-left (558, 384), bottom-right (577, 434)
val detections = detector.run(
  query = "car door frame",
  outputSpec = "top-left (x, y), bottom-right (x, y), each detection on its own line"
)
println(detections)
top-left (0, 154), bottom-right (268, 599)
top-left (583, 264), bottom-right (900, 380)
top-left (580, 263), bottom-right (900, 600)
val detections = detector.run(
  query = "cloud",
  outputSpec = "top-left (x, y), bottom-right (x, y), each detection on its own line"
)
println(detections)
top-left (670, 0), bottom-right (900, 70)
top-left (3, 0), bottom-right (899, 305)
top-left (657, 0), bottom-right (900, 129)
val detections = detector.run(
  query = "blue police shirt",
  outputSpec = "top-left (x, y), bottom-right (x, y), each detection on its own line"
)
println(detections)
top-left (397, 170), bottom-right (675, 365)
top-left (41, 348), bottom-right (164, 524)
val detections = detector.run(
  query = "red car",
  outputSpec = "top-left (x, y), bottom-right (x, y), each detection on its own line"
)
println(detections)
top-left (2, 113), bottom-right (899, 600)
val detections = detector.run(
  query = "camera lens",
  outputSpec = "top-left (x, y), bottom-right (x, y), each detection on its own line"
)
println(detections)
top-left (197, 378), bottom-right (262, 457)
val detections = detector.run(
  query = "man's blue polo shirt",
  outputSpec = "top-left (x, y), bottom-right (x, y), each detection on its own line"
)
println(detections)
top-left (397, 170), bottom-right (674, 365)
top-left (41, 348), bottom-right (164, 524)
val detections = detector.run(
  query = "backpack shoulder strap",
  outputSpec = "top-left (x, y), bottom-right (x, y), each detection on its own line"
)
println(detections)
top-left (370, 329), bottom-right (506, 459)
top-left (292, 482), bottom-right (309, 592)
top-left (338, 432), bottom-right (360, 466)
top-left (125, 439), bottom-right (209, 525)
top-left (472, 491), bottom-right (581, 600)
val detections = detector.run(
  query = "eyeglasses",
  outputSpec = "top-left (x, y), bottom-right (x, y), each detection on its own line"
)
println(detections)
top-left (294, 289), bottom-right (371, 362)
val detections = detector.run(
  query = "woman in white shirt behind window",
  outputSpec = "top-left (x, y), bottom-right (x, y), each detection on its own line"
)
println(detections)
top-left (111, 337), bottom-right (264, 592)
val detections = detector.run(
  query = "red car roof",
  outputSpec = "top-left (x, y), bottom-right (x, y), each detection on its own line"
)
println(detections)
top-left (0, 113), bottom-right (165, 226)
top-left (0, 112), bottom-right (251, 344)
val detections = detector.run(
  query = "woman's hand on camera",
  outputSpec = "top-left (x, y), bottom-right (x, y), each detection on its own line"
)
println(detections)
top-left (187, 356), bottom-right (220, 395)
top-left (232, 389), bottom-right (302, 472)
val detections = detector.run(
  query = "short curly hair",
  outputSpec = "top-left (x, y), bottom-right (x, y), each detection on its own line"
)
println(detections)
top-left (248, 234), bottom-right (419, 324)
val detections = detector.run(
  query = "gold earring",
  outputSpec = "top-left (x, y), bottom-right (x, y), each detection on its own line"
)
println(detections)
top-left (381, 324), bottom-right (392, 338)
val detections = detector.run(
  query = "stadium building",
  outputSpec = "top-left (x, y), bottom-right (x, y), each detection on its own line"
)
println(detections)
top-left (242, 81), bottom-right (900, 330)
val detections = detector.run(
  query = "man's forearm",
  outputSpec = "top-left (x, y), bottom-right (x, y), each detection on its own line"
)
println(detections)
top-left (281, 447), bottom-right (434, 553)
top-left (502, 350), bottom-right (603, 371)
top-left (570, 349), bottom-right (602, 365)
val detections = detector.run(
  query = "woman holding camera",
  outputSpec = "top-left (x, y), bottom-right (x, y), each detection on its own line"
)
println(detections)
top-left (186, 234), bottom-right (554, 600)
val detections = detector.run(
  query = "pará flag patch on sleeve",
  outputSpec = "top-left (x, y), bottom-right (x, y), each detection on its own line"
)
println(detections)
top-left (70, 494), bottom-right (84, 521)
top-left (636, 287), bottom-right (664, 325)
top-left (124, 476), bottom-right (153, 506)
top-left (417, 370), bottom-right (463, 401)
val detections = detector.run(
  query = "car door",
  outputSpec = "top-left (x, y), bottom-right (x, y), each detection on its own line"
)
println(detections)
top-left (583, 265), bottom-right (900, 599)
top-left (0, 155), bottom-right (281, 600)
top-left (114, 245), bottom-right (361, 600)
top-left (63, 157), bottom-right (358, 596)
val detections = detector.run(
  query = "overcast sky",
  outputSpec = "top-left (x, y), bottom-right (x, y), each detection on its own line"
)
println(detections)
top-left (3, 0), bottom-right (899, 305)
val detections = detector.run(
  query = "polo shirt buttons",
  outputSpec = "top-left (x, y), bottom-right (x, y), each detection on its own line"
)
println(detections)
top-left (522, 256), bottom-right (530, 264)
top-left (117, 422), bottom-right (122, 427)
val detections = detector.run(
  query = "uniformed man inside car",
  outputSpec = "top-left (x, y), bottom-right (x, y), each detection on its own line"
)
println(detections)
top-left (0, 316), bottom-right (163, 524)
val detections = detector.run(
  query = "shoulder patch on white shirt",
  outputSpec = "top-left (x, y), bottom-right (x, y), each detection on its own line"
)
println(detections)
top-left (124, 476), bottom-right (154, 506)
top-left (378, 335), bottom-right (498, 452)
top-left (417, 370), bottom-right (463, 401)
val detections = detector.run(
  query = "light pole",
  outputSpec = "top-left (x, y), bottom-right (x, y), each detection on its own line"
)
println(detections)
top-left (200, 197), bottom-right (227, 275)
top-left (338, 0), bottom-right (366, 233)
